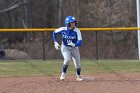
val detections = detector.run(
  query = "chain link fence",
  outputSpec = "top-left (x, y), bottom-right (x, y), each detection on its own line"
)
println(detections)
top-left (0, 0), bottom-right (138, 60)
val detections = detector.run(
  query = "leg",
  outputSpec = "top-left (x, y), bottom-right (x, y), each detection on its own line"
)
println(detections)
top-left (72, 47), bottom-right (83, 81)
top-left (71, 47), bottom-right (83, 81)
top-left (60, 45), bottom-right (71, 80)
top-left (61, 45), bottom-right (71, 72)
top-left (71, 47), bottom-right (81, 70)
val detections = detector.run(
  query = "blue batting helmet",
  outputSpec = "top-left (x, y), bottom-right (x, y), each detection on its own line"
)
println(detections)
top-left (64, 16), bottom-right (76, 27)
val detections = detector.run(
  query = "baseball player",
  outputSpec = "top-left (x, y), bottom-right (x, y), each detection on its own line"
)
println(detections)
top-left (53, 16), bottom-right (83, 81)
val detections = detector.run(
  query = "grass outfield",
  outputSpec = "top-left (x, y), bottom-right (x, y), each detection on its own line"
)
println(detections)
top-left (0, 60), bottom-right (139, 77)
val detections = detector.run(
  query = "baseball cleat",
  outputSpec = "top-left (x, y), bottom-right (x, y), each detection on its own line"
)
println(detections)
top-left (76, 75), bottom-right (84, 81)
top-left (76, 77), bottom-right (84, 81)
top-left (60, 72), bottom-right (66, 80)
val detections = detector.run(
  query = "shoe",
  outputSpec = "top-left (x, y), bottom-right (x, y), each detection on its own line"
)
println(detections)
top-left (60, 72), bottom-right (66, 80)
top-left (76, 75), bottom-right (84, 81)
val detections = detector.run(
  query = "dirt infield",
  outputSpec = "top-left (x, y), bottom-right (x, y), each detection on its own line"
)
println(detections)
top-left (0, 73), bottom-right (140, 93)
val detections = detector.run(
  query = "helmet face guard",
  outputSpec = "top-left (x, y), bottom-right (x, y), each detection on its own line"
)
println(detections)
top-left (65, 16), bottom-right (77, 27)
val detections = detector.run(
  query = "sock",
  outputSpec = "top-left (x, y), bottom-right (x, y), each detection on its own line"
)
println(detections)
top-left (62, 64), bottom-right (68, 73)
top-left (76, 68), bottom-right (81, 76)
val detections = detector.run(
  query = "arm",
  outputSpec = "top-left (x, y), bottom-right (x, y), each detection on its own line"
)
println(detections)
top-left (75, 40), bottom-right (82, 47)
top-left (53, 27), bottom-right (63, 43)
top-left (53, 28), bottom-right (62, 50)
top-left (68, 28), bottom-right (83, 47)
top-left (68, 40), bottom-right (82, 47)
top-left (75, 28), bottom-right (82, 47)
top-left (53, 31), bottom-right (58, 43)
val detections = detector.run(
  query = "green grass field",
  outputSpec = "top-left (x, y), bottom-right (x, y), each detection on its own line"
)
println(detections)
top-left (0, 59), bottom-right (139, 77)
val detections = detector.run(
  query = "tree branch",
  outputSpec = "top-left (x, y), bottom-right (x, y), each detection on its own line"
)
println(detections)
top-left (0, 2), bottom-right (25, 13)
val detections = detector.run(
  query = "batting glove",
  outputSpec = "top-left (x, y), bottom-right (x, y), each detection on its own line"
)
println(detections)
top-left (54, 42), bottom-right (60, 50)
top-left (68, 42), bottom-right (75, 47)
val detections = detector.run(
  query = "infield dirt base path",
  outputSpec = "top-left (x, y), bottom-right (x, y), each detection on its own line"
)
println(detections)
top-left (0, 73), bottom-right (140, 93)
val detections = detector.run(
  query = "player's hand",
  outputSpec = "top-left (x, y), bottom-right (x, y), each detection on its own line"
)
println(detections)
top-left (68, 42), bottom-right (75, 47)
top-left (54, 42), bottom-right (60, 50)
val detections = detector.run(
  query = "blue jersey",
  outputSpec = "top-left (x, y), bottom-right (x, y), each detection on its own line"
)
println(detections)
top-left (53, 27), bottom-right (82, 47)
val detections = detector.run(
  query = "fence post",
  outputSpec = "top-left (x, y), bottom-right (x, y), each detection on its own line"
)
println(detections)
top-left (95, 31), bottom-right (99, 60)
top-left (42, 32), bottom-right (46, 61)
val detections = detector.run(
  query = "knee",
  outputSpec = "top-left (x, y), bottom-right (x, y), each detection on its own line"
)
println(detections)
top-left (64, 59), bottom-right (71, 63)
top-left (75, 64), bottom-right (81, 69)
